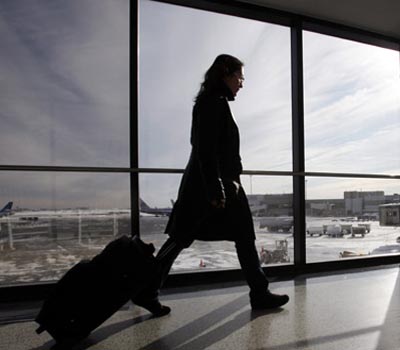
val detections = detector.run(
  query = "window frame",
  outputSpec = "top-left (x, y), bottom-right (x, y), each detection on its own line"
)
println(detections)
top-left (134, 0), bottom-right (400, 273)
top-left (0, 0), bottom-right (399, 299)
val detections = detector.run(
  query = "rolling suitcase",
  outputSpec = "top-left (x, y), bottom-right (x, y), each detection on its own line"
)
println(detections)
top-left (35, 235), bottom-right (158, 346)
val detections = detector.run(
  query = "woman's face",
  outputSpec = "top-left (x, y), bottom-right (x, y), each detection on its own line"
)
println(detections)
top-left (224, 67), bottom-right (244, 97)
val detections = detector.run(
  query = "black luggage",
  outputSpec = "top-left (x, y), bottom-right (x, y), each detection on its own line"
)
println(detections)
top-left (35, 235), bottom-right (158, 346)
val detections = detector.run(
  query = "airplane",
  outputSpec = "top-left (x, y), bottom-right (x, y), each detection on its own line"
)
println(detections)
top-left (139, 198), bottom-right (173, 217)
top-left (0, 202), bottom-right (13, 218)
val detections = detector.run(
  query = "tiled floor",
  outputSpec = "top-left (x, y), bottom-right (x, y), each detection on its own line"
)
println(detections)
top-left (0, 266), bottom-right (399, 350)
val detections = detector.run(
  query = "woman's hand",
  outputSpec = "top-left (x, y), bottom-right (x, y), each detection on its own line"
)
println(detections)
top-left (232, 180), bottom-right (240, 195)
top-left (211, 198), bottom-right (226, 209)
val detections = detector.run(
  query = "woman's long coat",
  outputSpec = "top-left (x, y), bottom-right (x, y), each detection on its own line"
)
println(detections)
top-left (165, 84), bottom-right (255, 247)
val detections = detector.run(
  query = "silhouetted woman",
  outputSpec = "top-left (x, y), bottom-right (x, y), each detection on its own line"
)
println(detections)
top-left (133, 54), bottom-right (289, 316)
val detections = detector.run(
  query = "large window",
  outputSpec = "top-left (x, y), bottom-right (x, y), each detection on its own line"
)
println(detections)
top-left (0, 1), bottom-right (129, 167)
top-left (1, 0), bottom-right (399, 288)
top-left (0, 0), bottom-right (129, 285)
top-left (0, 172), bottom-right (130, 284)
top-left (139, 174), bottom-right (293, 272)
top-left (138, 0), bottom-right (293, 271)
top-left (305, 177), bottom-right (400, 262)
top-left (139, 0), bottom-right (292, 170)
top-left (304, 31), bottom-right (400, 174)
top-left (303, 31), bottom-right (400, 263)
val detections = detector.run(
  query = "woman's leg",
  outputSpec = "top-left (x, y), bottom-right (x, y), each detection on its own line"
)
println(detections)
top-left (156, 237), bottom-right (186, 286)
top-left (132, 237), bottom-right (185, 316)
top-left (235, 237), bottom-right (289, 309)
top-left (234, 237), bottom-right (269, 291)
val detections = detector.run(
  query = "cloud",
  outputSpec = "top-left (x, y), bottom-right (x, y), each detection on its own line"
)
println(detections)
top-left (0, 1), bottom-right (130, 208)
top-left (304, 31), bottom-right (400, 175)
top-left (0, 0), bottom-right (129, 168)
top-left (139, 2), bottom-right (400, 203)
top-left (139, 1), bottom-right (292, 170)
top-left (1, 1), bottom-right (398, 208)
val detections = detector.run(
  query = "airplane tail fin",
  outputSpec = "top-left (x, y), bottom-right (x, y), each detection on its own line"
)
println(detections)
top-left (139, 198), bottom-right (151, 211)
top-left (0, 201), bottom-right (13, 213)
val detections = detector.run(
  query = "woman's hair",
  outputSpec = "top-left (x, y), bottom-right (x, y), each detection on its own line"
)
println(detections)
top-left (195, 54), bottom-right (244, 101)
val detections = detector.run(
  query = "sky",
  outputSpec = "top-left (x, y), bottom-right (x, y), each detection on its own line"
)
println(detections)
top-left (0, 0), bottom-right (129, 209)
top-left (0, 0), bottom-right (399, 209)
top-left (139, 1), bottom-right (400, 204)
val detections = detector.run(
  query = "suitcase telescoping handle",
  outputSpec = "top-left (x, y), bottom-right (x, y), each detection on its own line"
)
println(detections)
top-left (36, 325), bottom-right (45, 334)
top-left (131, 235), bottom-right (180, 263)
top-left (131, 235), bottom-right (156, 256)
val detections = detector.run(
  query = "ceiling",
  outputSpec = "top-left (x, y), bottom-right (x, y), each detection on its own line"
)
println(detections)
top-left (242, 0), bottom-right (400, 41)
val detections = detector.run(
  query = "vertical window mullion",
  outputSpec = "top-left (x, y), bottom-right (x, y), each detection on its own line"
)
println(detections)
top-left (291, 20), bottom-right (306, 268)
top-left (131, 0), bottom-right (140, 237)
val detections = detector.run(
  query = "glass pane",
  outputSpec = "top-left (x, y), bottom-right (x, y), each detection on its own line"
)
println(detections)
top-left (305, 177), bottom-right (400, 263)
top-left (304, 31), bottom-right (400, 174)
top-left (140, 174), bottom-right (293, 273)
top-left (0, 1), bottom-right (129, 166)
top-left (0, 172), bottom-right (131, 285)
top-left (139, 0), bottom-right (292, 170)
top-left (245, 176), bottom-right (294, 267)
top-left (139, 173), bottom-right (181, 253)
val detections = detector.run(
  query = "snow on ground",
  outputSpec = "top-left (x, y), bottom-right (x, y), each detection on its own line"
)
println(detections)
top-left (0, 216), bottom-right (399, 284)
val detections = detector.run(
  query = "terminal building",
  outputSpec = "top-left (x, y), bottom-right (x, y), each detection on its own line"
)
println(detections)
top-left (249, 190), bottom-right (399, 219)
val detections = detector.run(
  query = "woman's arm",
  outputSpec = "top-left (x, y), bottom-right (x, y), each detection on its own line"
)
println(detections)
top-left (193, 97), bottom-right (226, 204)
